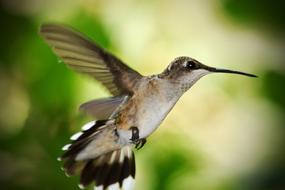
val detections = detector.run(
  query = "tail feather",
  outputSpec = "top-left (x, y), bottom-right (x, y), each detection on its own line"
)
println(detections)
top-left (59, 120), bottom-right (135, 189)
top-left (121, 152), bottom-right (136, 185)
top-left (79, 147), bottom-right (135, 189)
top-left (63, 158), bottom-right (85, 176)
top-left (61, 120), bottom-right (109, 160)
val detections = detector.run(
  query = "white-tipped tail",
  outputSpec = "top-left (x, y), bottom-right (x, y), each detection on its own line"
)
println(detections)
top-left (58, 119), bottom-right (136, 190)
top-left (94, 185), bottom-right (103, 190)
top-left (70, 132), bottom-right (83, 140)
top-left (82, 121), bottom-right (96, 131)
top-left (122, 176), bottom-right (135, 190)
top-left (107, 183), bottom-right (120, 190)
top-left (61, 144), bottom-right (71, 151)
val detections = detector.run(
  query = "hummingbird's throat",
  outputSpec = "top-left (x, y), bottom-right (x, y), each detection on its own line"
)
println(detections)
top-left (179, 69), bottom-right (210, 93)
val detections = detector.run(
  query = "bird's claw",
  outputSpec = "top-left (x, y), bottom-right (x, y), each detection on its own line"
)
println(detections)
top-left (129, 126), bottom-right (146, 149)
top-left (129, 126), bottom-right (139, 141)
top-left (134, 138), bottom-right (146, 150)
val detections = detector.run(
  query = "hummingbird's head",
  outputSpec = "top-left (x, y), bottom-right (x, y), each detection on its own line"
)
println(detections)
top-left (160, 56), bottom-right (257, 92)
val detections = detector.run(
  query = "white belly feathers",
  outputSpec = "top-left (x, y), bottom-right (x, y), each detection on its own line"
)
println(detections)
top-left (137, 96), bottom-right (176, 138)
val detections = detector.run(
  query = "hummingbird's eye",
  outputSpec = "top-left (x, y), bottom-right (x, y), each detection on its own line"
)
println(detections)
top-left (185, 61), bottom-right (197, 70)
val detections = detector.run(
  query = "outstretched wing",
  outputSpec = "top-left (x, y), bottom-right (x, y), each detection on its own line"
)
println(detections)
top-left (39, 23), bottom-right (142, 95)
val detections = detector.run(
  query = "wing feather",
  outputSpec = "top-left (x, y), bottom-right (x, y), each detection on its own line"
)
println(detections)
top-left (39, 23), bottom-right (142, 95)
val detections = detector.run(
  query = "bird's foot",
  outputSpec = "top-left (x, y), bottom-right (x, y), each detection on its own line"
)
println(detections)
top-left (134, 138), bottom-right (147, 150)
top-left (129, 126), bottom-right (147, 149)
top-left (129, 126), bottom-right (139, 141)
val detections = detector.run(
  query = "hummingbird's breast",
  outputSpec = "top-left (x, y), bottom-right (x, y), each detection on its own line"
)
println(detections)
top-left (117, 76), bottom-right (178, 138)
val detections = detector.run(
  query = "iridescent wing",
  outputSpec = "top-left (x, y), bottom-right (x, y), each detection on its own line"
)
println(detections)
top-left (39, 23), bottom-right (142, 95)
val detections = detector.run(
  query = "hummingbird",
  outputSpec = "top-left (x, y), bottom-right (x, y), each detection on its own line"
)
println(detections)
top-left (39, 23), bottom-right (257, 190)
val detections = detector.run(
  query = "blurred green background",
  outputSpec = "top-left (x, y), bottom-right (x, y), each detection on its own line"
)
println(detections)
top-left (0, 0), bottom-right (285, 190)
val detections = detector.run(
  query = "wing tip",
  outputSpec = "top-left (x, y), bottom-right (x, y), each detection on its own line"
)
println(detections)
top-left (39, 23), bottom-right (53, 35)
top-left (39, 22), bottom-right (73, 38)
top-left (39, 23), bottom-right (62, 33)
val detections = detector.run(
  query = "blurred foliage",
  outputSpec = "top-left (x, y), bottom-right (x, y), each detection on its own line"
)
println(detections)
top-left (0, 1), bottom-right (285, 190)
top-left (262, 71), bottom-right (285, 112)
top-left (223, 2), bottom-right (285, 188)
top-left (222, 0), bottom-right (285, 32)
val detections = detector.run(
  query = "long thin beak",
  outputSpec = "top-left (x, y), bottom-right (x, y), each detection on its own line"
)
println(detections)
top-left (207, 66), bottom-right (258, 78)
